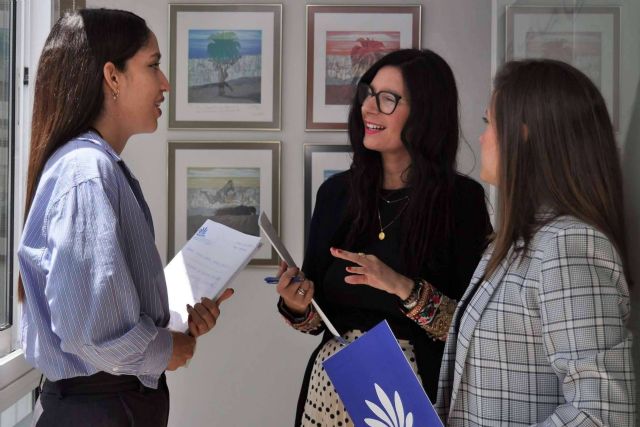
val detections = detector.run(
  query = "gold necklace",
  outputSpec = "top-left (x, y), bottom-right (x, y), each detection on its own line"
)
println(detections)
top-left (377, 199), bottom-right (409, 240)
top-left (378, 193), bottom-right (410, 204)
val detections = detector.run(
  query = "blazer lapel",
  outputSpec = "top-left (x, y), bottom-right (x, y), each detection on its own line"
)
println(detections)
top-left (447, 247), bottom-right (515, 416)
top-left (437, 255), bottom-right (488, 417)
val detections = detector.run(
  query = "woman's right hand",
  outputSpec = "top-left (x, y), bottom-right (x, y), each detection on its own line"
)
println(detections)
top-left (166, 331), bottom-right (196, 370)
top-left (276, 264), bottom-right (314, 316)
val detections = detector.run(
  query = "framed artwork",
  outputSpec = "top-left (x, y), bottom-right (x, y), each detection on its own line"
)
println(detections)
top-left (168, 141), bottom-right (280, 265)
top-left (506, 6), bottom-right (620, 129)
top-left (54, 0), bottom-right (86, 18)
top-left (168, 4), bottom-right (282, 130)
top-left (306, 5), bottom-right (421, 131)
top-left (303, 144), bottom-right (353, 245)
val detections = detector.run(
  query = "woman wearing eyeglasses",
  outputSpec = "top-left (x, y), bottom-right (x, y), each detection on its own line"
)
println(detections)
top-left (274, 49), bottom-right (492, 426)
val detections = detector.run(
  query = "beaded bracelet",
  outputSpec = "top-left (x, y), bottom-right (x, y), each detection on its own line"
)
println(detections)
top-left (404, 280), bottom-right (456, 341)
top-left (277, 298), bottom-right (323, 333)
top-left (406, 280), bottom-right (431, 318)
top-left (400, 278), bottom-right (423, 310)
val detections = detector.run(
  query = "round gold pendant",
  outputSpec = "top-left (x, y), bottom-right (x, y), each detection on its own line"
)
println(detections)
top-left (378, 231), bottom-right (386, 240)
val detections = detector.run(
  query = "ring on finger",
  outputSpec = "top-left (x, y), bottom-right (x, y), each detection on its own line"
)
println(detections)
top-left (357, 252), bottom-right (366, 257)
top-left (296, 287), bottom-right (307, 296)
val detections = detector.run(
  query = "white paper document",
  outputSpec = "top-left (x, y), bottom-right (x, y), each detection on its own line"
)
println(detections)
top-left (259, 212), bottom-right (347, 344)
top-left (165, 219), bottom-right (261, 332)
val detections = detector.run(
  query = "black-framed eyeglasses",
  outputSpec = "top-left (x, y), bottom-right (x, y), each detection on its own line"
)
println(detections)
top-left (356, 82), bottom-right (404, 115)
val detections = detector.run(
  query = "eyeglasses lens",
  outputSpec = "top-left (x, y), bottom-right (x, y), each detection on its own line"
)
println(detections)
top-left (356, 83), bottom-right (399, 115)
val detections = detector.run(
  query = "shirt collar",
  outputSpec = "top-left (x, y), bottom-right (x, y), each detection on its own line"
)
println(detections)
top-left (75, 130), bottom-right (123, 163)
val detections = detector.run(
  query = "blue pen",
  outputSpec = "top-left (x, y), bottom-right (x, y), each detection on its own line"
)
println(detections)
top-left (264, 276), bottom-right (303, 284)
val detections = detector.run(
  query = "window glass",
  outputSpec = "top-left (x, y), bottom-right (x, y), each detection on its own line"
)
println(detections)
top-left (0, 0), bottom-right (14, 330)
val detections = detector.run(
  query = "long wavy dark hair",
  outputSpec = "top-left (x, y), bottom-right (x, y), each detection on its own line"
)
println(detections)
top-left (19, 9), bottom-right (151, 301)
top-left (485, 59), bottom-right (631, 286)
top-left (345, 49), bottom-right (460, 276)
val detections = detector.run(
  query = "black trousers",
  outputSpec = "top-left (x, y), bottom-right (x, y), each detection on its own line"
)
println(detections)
top-left (34, 371), bottom-right (170, 427)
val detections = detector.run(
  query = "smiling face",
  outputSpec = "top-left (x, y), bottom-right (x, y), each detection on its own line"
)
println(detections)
top-left (115, 32), bottom-right (169, 136)
top-left (361, 66), bottom-right (410, 156)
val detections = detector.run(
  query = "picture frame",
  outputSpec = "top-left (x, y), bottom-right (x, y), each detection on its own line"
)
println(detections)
top-left (506, 5), bottom-right (620, 130)
top-left (306, 5), bottom-right (421, 131)
top-left (53, 0), bottom-right (86, 18)
top-left (303, 144), bottom-right (353, 246)
top-left (168, 4), bottom-right (282, 130)
top-left (168, 141), bottom-right (281, 265)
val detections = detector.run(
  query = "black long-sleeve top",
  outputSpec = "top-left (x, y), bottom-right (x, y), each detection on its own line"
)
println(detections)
top-left (293, 170), bottom-right (491, 421)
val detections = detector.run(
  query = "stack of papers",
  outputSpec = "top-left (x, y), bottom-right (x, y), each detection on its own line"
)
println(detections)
top-left (165, 219), bottom-right (261, 332)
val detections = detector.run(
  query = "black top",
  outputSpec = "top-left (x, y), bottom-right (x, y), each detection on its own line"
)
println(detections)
top-left (321, 187), bottom-right (415, 335)
top-left (293, 171), bottom-right (492, 423)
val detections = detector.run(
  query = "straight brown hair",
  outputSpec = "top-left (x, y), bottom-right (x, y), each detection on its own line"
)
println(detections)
top-left (19, 9), bottom-right (150, 301)
top-left (485, 59), bottom-right (630, 284)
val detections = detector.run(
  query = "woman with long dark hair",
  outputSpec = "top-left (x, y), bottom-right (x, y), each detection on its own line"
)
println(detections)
top-left (276, 49), bottom-right (492, 426)
top-left (436, 59), bottom-right (635, 426)
top-left (18, 9), bottom-right (232, 426)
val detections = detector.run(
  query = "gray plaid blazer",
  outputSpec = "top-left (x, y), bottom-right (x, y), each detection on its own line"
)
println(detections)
top-left (436, 216), bottom-right (635, 426)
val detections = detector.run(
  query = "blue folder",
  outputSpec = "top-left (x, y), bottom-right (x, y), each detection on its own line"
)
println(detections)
top-left (323, 320), bottom-right (444, 427)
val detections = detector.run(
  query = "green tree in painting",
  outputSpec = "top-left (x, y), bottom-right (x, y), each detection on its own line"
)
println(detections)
top-left (207, 31), bottom-right (241, 96)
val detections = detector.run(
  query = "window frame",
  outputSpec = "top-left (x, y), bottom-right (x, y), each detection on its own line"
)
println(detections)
top-left (0, 0), bottom-right (53, 413)
top-left (0, 0), bottom-right (15, 335)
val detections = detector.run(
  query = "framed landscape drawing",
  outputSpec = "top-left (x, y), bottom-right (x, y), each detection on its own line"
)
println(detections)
top-left (168, 141), bottom-right (280, 265)
top-left (169, 4), bottom-right (282, 129)
top-left (306, 5), bottom-right (421, 130)
top-left (506, 6), bottom-right (620, 129)
top-left (303, 144), bottom-right (353, 245)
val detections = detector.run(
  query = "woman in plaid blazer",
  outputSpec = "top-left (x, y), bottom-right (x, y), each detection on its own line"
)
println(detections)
top-left (436, 59), bottom-right (636, 426)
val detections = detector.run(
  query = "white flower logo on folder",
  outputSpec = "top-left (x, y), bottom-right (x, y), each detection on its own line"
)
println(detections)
top-left (364, 383), bottom-right (413, 427)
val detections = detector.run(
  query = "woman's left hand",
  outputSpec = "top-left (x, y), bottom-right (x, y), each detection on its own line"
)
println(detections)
top-left (187, 288), bottom-right (234, 337)
top-left (330, 247), bottom-right (414, 300)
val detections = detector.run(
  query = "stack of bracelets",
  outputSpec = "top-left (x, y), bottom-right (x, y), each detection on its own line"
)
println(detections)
top-left (279, 278), bottom-right (456, 342)
top-left (401, 279), bottom-right (456, 341)
top-left (277, 299), bottom-right (323, 333)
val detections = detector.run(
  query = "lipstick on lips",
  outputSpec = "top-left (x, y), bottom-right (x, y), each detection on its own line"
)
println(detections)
top-left (364, 120), bottom-right (385, 135)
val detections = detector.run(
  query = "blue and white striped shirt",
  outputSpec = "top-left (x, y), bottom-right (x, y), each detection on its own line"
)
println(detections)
top-left (18, 131), bottom-right (172, 388)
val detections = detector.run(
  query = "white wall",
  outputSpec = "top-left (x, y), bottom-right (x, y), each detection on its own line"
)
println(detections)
top-left (86, 0), bottom-right (639, 426)
top-left (84, 1), bottom-right (492, 425)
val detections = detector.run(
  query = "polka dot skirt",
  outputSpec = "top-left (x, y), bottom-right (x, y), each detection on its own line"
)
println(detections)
top-left (300, 330), bottom-right (420, 427)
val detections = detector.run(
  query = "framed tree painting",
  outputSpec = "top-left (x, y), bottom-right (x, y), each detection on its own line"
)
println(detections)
top-left (168, 141), bottom-right (280, 265)
top-left (306, 5), bottom-right (421, 130)
top-left (303, 144), bottom-right (353, 246)
top-left (169, 4), bottom-right (282, 129)
top-left (506, 6), bottom-right (620, 129)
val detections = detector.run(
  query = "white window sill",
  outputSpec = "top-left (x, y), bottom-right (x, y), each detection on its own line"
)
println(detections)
top-left (0, 350), bottom-right (39, 413)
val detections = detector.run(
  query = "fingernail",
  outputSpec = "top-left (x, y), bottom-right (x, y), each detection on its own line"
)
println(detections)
top-left (186, 304), bottom-right (193, 311)
top-left (201, 297), bottom-right (205, 302)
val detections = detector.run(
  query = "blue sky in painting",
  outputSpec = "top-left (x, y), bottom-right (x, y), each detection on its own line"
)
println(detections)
top-left (189, 29), bottom-right (262, 59)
